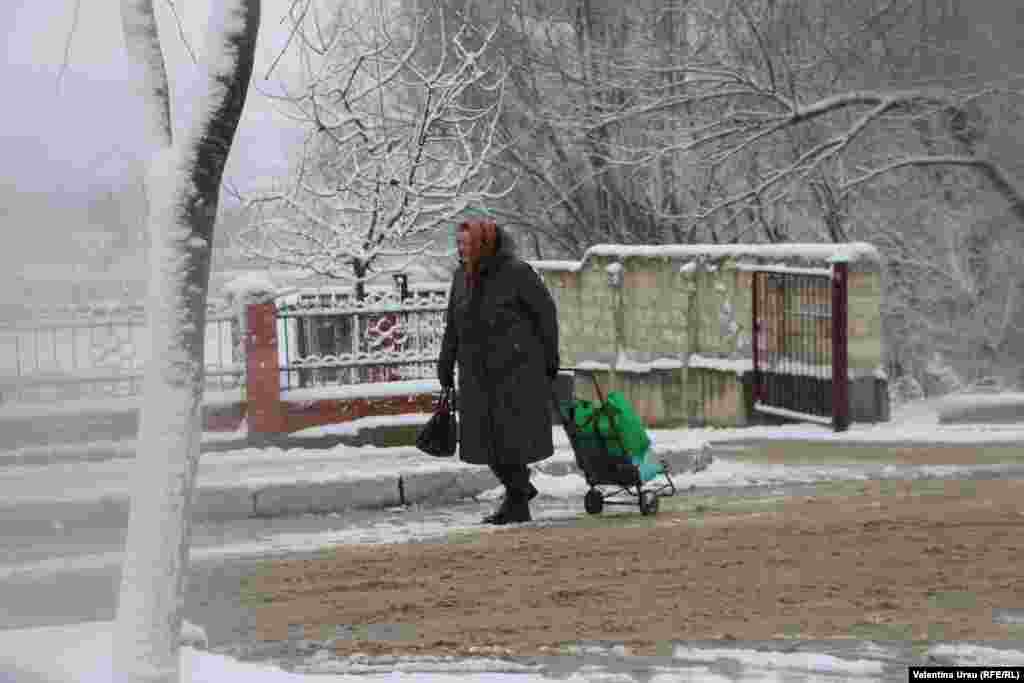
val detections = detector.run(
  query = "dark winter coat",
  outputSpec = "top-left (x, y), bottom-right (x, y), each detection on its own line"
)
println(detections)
top-left (437, 226), bottom-right (560, 466)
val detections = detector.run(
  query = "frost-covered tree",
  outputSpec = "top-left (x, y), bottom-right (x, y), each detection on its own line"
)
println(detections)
top-left (238, 0), bottom-right (509, 299)
top-left (114, 1), bottom-right (259, 681)
top-left (475, 0), bottom-right (1024, 386)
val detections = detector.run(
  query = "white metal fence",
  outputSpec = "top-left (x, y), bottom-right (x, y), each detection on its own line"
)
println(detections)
top-left (0, 300), bottom-right (241, 404)
top-left (0, 284), bottom-right (452, 405)
top-left (275, 285), bottom-right (449, 391)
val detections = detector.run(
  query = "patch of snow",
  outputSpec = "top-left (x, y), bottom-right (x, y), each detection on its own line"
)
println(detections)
top-left (703, 419), bottom-right (1024, 444)
top-left (926, 644), bottom-right (1024, 666)
top-left (687, 355), bottom-right (877, 381)
top-left (574, 353), bottom-right (684, 373)
top-left (525, 260), bottom-right (582, 273)
top-left (940, 391), bottom-right (1024, 408)
top-left (582, 242), bottom-right (881, 265)
top-left (688, 355), bottom-right (753, 375)
top-left (672, 645), bottom-right (885, 676)
top-left (753, 402), bottom-right (833, 427)
top-left (2, 618), bottom-right (965, 683)
top-left (0, 387), bottom-right (243, 420)
top-left (282, 380), bottom-right (442, 403)
top-left (290, 413), bottom-right (432, 438)
top-left (534, 243), bottom-right (879, 275)
top-left (299, 656), bottom-right (543, 676)
top-left (224, 271), bottom-right (279, 303)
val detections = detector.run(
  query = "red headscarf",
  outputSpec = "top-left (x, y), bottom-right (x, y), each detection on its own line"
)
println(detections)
top-left (459, 218), bottom-right (499, 291)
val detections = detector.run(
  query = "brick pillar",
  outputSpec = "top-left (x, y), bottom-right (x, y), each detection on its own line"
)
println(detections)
top-left (245, 302), bottom-right (284, 435)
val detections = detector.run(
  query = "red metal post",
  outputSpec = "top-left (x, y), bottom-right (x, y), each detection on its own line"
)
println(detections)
top-left (752, 271), bottom-right (762, 405)
top-left (245, 302), bottom-right (285, 435)
top-left (831, 261), bottom-right (850, 432)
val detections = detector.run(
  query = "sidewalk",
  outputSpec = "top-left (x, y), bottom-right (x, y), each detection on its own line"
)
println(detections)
top-left (7, 393), bottom-right (1024, 529)
top-left (0, 428), bottom-right (711, 528)
top-left (0, 424), bottom-right (416, 467)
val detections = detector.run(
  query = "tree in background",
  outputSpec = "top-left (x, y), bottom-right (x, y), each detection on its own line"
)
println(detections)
top-left (238, 0), bottom-right (509, 300)
top-left (114, 0), bottom-right (260, 681)
top-left (458, 0), bottom-right (1024, 389)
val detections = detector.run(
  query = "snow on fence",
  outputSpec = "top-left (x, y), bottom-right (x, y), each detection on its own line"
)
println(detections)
top-left (0, 301), bottom-right (241, 404)
top-left (0, 283), bottom-right (452, 406)
top-left (274, 286), bottom-right (449, 391)
top-left (748, 261), bottom-right (849, 431)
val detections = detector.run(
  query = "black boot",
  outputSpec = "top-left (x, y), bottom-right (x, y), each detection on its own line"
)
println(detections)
top-left (482, 494), bottom-right (532, 524)
top-left (481, 484), bottom-right (537, 524)
top-left (483, 465), bottom-right (537, 524)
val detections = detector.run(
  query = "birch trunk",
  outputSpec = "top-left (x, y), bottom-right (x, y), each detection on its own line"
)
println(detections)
top-left (114, 2), bottom-right (260, 681)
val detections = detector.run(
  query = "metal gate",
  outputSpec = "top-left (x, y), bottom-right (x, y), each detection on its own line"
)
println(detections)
top-left (747, 261), bottom-right (849, 431)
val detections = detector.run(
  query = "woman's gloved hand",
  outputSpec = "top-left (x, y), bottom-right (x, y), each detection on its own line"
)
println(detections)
top-left (547, 356), bottom-right (560, 380)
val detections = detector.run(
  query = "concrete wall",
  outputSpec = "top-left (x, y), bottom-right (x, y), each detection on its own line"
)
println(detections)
top-left (529, 243), bottom-right (887, 428)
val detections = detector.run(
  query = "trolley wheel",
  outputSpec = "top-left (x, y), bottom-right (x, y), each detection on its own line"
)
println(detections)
top-left (584, 489), bottom-right (604, 515)
top-left (640, 491), bottom-right (659, 516)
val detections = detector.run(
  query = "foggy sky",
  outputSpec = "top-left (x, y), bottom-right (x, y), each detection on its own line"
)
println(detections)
top-left (1, 0), bottom-right (304, 200)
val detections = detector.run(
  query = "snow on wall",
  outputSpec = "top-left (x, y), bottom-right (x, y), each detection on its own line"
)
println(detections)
top-left (526, 260), bottom-right (583, 272)
top-left (528, 242), bottom-right (880, 273)
top-left (572, 353), bottom-right (884, 380)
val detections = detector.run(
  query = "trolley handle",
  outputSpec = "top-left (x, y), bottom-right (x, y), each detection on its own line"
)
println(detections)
top-left (552, 366), bottom-right (629, 458)
top-left (556, 365), bottom-right (606, 404)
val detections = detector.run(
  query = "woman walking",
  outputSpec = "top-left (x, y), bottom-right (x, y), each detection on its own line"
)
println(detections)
top-left (437, 217), bottom-right (560, 524)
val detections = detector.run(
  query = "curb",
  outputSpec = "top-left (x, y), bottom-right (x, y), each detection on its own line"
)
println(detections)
top-left (0, 433), bottom-right (386, 468)
top-left (0, 450), bottom-right (711, 530)
top-left (0, 467), bottom-right (505, 531)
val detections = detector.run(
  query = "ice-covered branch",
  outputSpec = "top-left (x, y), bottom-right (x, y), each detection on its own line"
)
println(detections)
top-left (840, 155), bottom-right (1024, 224)
top-left (240, 3), bottom-right (509, 294)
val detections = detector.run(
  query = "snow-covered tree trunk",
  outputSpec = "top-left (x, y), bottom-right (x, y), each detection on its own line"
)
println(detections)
top-left (115, 1), bottom-right (260, 682)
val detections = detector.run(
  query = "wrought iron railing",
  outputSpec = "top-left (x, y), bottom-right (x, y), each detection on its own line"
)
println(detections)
top-left (275, 286), bottom-right (449, 391)
top-left (0, 301), bottom-right (242, 404)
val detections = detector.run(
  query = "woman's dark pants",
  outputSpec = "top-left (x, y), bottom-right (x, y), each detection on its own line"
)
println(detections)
top-left (488, 463), bottom-right (533, 500)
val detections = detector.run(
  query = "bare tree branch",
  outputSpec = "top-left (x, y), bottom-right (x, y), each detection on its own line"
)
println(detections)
top-left (839, 155), bottom-right (1024, 224)
top-left (56, 0), bottom-right (82, 94)
top-left (265, 0), bottom-right (311, 79)
top-left (239, 1), bottom-right (509, 296)
top-left (163, 0), bottom-right (198, 64)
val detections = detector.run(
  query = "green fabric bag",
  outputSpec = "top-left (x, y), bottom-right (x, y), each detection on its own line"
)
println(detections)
top-left (573, 391), bottom-right (651, 459)
top-left (604, 391), bottom-right (651, 456)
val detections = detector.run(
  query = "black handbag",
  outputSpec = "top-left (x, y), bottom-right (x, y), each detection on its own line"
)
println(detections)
top-left (416, 387), bottom-right (458, 457)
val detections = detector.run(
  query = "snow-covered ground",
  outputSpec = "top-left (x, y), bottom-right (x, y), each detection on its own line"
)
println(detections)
top-left (5, 619), bottom-right (1024, 683)
top-left (671, 396), bottom-right (1024, 445)
top-left (4, 395), bottom-right (1024, 681)
top-left (5, 396), bottom-right (1024, 575)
